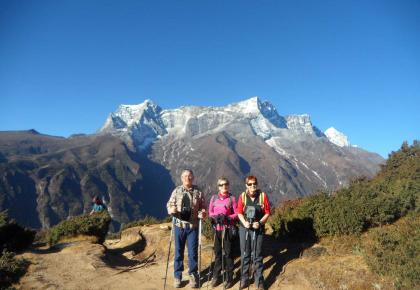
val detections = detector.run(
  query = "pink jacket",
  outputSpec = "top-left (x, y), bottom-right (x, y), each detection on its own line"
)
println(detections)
top-left (208, 192), bottom-right (238, 231)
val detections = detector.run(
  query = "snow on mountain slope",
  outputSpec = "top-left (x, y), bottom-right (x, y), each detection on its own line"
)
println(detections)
top-left (99, 97), bottom-right (350, 153)
top-left (325, 127), bottom-right (351, 147)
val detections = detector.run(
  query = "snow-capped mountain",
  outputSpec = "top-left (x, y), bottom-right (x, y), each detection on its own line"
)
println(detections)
top-left (0, 98), bottom-right (385, 229)
top-left (100, 97), bottom-right (328, 150)
top-left (100, 100), bottom-right (167, 149)
top-left (325, 127), bottom-right (351, 147)
top-left (98, 96), bottom-right (383, 207)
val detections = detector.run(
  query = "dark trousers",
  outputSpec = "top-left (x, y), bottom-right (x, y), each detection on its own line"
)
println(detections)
top-left (239, 226), bottom-right (264, 285)
top-left (174, 225), bottom-right (198, 279)
top-left (212, 228), bottom-right (233, 278)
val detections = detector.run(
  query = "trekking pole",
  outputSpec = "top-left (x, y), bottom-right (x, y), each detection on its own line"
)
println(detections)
top-left (250, 229), bottom-right (257, 290)
top-left (221, 224), bottom-right (226, 290)
top-left (240, 227), bottom-right (249, 290)
top-left (163, 217), bottom-right (175, 290)
top-left (206, 230), bottom-right (216, 290)
top-left (198, 217), bottom-right (202, 289)
top-left (247, 220), bottom-right (254, 290)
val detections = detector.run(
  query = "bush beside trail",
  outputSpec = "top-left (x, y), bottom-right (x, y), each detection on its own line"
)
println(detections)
top-left (0, 211), bottom-right (35, 253)
top-left (106, 215), bottom-right (171, 239)
top-left (0, 250), bottom-right (30, 290)
top-left (363, 214), bottom-right (420, 290)
top-left (120, 215), bottom-right (166, 231)
top-left (0, 211), bottom-right (34, 290)
top-left (271, 140), bottom-right (419, 240)
top-left (48, 211), bottom-right (111, 246)
top-left (270, 141), bottom-right (419, 289)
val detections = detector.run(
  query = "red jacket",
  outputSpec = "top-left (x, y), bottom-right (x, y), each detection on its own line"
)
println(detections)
top-left (237, 191), bottom-right (271, 216)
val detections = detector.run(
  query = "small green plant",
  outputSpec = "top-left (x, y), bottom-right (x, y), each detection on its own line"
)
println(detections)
top-left (0, 211), bottom-right (35, 253)
top-left (106, 215), bottom-right (169, 240)
top-left (0, 250), bottom-right (30, 289)
top-left (271, 198), bottom-right (317, 242)
top-left (48, 211), bottom-right (111, 245)
top-left (120, 215), bottom-right (163, 231)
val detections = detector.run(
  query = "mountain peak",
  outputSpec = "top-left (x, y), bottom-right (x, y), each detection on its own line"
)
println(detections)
top-left (325, 127), bottom-right (350, 147)
top-left (98, 97), bottom-right (352, 151)
top-left (229, 96), bottom-right (262, 115)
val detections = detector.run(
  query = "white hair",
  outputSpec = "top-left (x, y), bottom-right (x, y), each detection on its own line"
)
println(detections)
top-left (181, 169), bottom-right (194, 177)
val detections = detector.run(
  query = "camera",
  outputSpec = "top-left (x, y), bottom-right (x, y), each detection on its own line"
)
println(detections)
top-left (180, 206), bottom-right (191, 221)
top-left (245, 206), bottom-right (256, 222)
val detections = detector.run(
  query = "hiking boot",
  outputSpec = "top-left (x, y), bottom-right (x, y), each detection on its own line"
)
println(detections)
top-left (225, 273), bottom-right (233, 289)
top-left (189, 272), bottom-right (198, 288)
top-left (239, 279), bottom-right (249, 289)
top-left (256, 281), bottom-right (265, 290)
top-left (174, 277), bottom-right (182, 288)
top-left (210, 275), bottom-right (222, 287)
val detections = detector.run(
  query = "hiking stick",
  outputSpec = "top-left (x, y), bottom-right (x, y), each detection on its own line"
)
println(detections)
top-left (251, 229), bottom-right (257, 290)
top-left (247, 221), bottom-right (255, 290)
top-left (163, 217), bottom-right (174, 290)
top-left (206, 230), bottom-right (216, 290)
top-left (221, 225), bottom-right (226, 290)
top-left (239, 227), bottom-right (248, 290)
top-left (198, 218), bottom-right (202, 289)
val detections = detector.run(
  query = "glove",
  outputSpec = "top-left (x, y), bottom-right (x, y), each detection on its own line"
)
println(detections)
top-left (216, 214), bottom-right (227, 224)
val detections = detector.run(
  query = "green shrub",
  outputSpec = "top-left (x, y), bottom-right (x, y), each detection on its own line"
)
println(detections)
top-left (0, 250), bottom-right (30, 289)
top-left (48, 211), bottom-right (111, 246)
top-left (313, 191), bottom-right (366, 236)
top-left (271, 141), bottom-right (419, 240)
top-left (120, 215), bottom-right (163, 231)
top-left (271, 198), bottom-right (317, 242)
top-left (0, 211), bottom-right (35, 253)
top-left (363, 214), bottom-right (420, 290)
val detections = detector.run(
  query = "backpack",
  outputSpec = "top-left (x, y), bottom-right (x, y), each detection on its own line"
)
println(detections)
top-left (240, 191), bottom-right (266, 210)
top-left (93, 203), bottom-right (106, 212)
top-left (179, 193), bottom-right (192, 221)
top-left (211, 194), bottom-right (238, 238)
top-left (210, 194), bottom-right (234, 214)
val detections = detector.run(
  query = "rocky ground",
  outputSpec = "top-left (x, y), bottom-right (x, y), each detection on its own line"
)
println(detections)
top-left (16, 223), bottom-right (394, 290)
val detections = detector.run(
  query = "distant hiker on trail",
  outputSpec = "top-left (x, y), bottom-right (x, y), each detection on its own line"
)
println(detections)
top-left (237, 176), bottom-right (271, 290)
top-left (208, 177), bottom-right (238, 289)
top-left (166, 169), bottom-right (206, 289)
top-left (90, 196), bottom-right (107, 215)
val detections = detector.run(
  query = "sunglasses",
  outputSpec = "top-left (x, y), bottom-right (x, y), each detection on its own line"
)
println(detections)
top-left (218, 183), bottom-right (229, 187)
top-left (247, 183), bottom-right (257, 186)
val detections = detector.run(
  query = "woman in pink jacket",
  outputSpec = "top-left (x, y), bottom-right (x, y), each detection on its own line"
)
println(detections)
top-left (208, 177), bottom-right (238, 289)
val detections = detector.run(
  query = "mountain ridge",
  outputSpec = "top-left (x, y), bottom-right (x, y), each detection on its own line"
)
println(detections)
top-left (99, 97), bottom-right (348, 151)
top-left (0, 97), bottom-right (384, 230)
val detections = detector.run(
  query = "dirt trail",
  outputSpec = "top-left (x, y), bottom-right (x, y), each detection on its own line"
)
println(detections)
top-left (17, 223), bottom-right (393, 290)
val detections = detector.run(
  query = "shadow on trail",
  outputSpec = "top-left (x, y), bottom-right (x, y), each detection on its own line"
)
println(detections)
top-left (102, 235), bottom-right (147, 268)
top-left (263, 234), bottom-right (314, 289)
top-left (29, 241), bottom-right (86, 254)
top-left (198, 234), bottom-right (314, 289)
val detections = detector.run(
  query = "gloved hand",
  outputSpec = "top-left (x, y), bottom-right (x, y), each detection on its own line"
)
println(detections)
top-left (216, 214), bottom-right (227, 224)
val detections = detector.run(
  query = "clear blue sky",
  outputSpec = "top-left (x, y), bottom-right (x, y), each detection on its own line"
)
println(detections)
top-left (1, 0), bottom-right (419, 158)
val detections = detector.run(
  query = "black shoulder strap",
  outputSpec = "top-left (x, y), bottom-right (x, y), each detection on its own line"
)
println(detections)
top-left (229, 196), bottom-right (234, 214)
top-left (210, 194), bottom-right (217, 206)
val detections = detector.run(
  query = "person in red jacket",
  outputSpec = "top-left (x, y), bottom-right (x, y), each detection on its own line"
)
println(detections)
top-left (237, 175), bottom-right (270, 290)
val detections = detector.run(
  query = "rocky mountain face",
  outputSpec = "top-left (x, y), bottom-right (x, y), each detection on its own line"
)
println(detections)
top-left (99, 97), bottom-right (383, 205)
top-left (0, 131), bottom-right (173, 230)
top-left (0, 97), bottom-right (384, 229)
